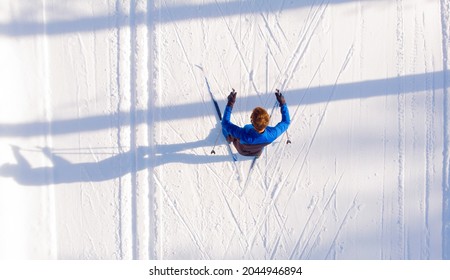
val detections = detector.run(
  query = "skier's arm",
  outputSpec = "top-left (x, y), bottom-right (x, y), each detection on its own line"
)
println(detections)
top-left (274, 103), bottom-right (290, 133)
top-left (222, 105), bottom-right (245, 139)
top-left (270, 91), bottom-right (290, 139)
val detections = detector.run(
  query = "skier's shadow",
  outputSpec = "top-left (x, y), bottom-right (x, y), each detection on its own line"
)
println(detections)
top-left (0, 145), bottom-right (150, 186)
top-left (155, 123), bottom-right (235, 165)
top-left (0, 126), bottom-right (231, 186)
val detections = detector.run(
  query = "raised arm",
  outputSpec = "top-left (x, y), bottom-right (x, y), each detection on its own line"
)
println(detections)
top-left (272, 90), bottom-right (290, 136)
top-left (222, 89), bottom-right (245, 139)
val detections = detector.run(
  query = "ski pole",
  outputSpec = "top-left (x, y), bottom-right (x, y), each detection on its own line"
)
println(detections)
top-left (286, 130), bottom-right (292, 144)
top-left (211, 89), bottom-right (235, 154)
top-left (273, 90), bottom-right (291, 144)
top-left (275, 89), bottom-right (291, 144)
top-left (211, 130), bottom-right (221, 154)
top-left (269, 100), bottom-right (278, 118)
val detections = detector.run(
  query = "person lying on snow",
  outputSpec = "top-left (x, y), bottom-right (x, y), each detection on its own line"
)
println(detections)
top-left (222, 89), bottom-right (290, 158)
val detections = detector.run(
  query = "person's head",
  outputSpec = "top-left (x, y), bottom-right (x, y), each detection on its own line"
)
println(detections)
top-left (251, 107), bottom-right (270, 132)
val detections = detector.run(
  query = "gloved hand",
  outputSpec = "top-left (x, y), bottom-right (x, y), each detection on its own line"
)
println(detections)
top-left (227, 89), bottom-right (237, 107)
top-left (275, 89), bottom-right (286, 105)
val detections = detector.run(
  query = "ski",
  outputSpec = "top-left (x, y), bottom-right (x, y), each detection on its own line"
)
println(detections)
top-left (239, 156), bottom-right (258, 196)
top-left (196, 65), bottom-right (237, 162)
top-left (249, 156), bottom-right (258, 170)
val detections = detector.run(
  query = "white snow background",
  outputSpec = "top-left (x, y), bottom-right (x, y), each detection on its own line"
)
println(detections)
top-left (0, 0), bottom-right (449, 260)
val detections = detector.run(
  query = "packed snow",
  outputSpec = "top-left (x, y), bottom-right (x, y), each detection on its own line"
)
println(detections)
top-left (0, 0), bottom-right (449, 260)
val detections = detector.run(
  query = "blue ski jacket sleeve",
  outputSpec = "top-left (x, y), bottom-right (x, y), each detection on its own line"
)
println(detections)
top-left (222, 103), bottom-right (290, 145)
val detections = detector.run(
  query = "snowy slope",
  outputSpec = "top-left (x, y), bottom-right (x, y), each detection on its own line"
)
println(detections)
top-left (0, 0), bottom-right (449, 260)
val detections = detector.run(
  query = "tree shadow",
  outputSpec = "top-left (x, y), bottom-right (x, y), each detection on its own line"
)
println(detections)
top-left (0, 0), bottom-right (372, 36)
top-left (0, 71), bottom-right (446, 138)
top-left (0, 69), bottom-right (447, 187)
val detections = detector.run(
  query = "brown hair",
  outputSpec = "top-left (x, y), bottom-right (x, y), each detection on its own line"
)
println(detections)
top-left (251, 107), bottom-right (270, 132)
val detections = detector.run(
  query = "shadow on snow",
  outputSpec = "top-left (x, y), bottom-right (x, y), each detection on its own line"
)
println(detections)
top-left (0, 125), bottom-right (244, 186)
top-left (1, 0), bottom-right (370, 36)
top-left (0, 69), bottom-right (446, 186)
top-left (0, 70), bottom-right (446, 137)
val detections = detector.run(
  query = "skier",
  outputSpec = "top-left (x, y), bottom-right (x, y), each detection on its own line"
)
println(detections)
top-left (222, 89), bottom-right (290, 158)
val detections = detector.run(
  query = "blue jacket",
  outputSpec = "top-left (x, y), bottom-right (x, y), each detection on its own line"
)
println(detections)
top-left (222, 104), bottom-right (290, 156)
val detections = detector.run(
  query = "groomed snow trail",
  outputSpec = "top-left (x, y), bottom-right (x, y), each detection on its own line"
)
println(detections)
top-left (440, 0), bottom-right (450, 260)
top-left (0, 0), bottom-right (448, 260)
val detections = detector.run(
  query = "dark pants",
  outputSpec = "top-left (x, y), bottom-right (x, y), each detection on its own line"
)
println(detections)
top-left (222, 127), bottom-right (262, 158)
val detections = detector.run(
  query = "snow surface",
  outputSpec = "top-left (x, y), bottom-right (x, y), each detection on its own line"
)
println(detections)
top-left (0, 0), bottom-right (449, 260)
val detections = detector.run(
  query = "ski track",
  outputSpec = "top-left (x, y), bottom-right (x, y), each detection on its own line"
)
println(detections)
top-left (289, 196), bottom-right (320, 260)
top-left (161, 186), bottom-right (210, 259)
top-left (266, 206), bottom-right (290, 258)
top-left (418, 9), bottom-right (433, 259)
top-left (168, 10), bottom-right (206, 108)
top-left (130, 0), bottom-right (139, 260)
top-left (281, 46), bottom-right (354, 198)
top-left (214, 0), bottom-right (260, 97)
top-left (162, 0), bottom-right (219, 134)
top-left (297, 175), bottom-right (343, 259)
top-left (269, 1), bottom-right (328, 99)
top-left (381, 93), bottom-right (389, 260)
top-left (324, 192), bottom-right (360, 259)
top-left (237, 4), bottom-right (331, 251)
top-left (4, 0), bottom-right (448, 261)
top-left (153, 3), bottom-right (328, 258)
top-left (281, 4), bottom-right (328, 93)
top-left (115, 0), bottom-right (134, 260)
top-left (259, 12), bottom-right (282, 54)
top-left (208, 163), bottom-right (241, 199)
top-left (292, 52), bottom-right (328, 121)
top-left (215, 183), bottom-right (247, 244)
top-left (262, 51), bottom-right (326, 191)
top-left (264, 142), bottom-right (288, 190)
top-left (242, 44), bottom-right (349, 254)
top-left (253, 43), bottom-right (353, 258)
top-left (148, 0), bottom-right (159, 259)
top-left (257, 25), bottom-right (282, 76)
top-left (263, 4), bottom-right (328, 181)
top-left (290, 174), bottom-right (343, 259)
top-left (214, 47), bottom-right (234, 91)
top-left (440, 0), bottom-right (450, 260)
top-left (42, 0), bottom-right (58, 259)
top-left (396, 0), bottom-right (406, 259)
top-left (153, 174), bottom-right (166, 258)
top-left (109, 0), bottom-right (122, 259)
